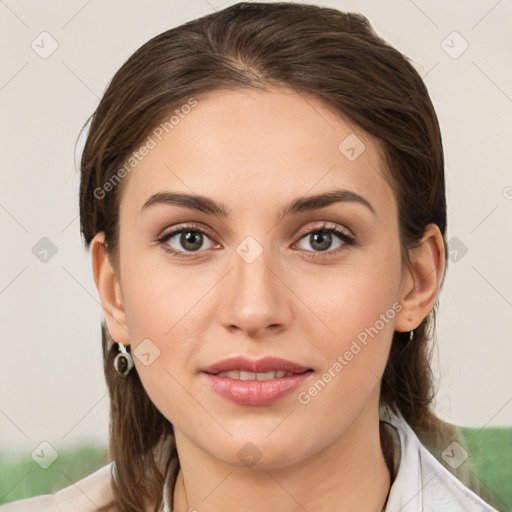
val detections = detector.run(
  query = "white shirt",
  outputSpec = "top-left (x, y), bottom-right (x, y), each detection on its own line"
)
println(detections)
top-left (0, 408), bottom-right (499, 512)
top-left (380, 407), bottom-right (500, 512)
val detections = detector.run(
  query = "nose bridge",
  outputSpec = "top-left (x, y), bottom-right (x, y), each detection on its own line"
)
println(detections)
top-left (218, 234), bottom-right (289, 335)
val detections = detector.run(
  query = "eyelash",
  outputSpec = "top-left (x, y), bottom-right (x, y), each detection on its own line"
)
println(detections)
top-left (155, 222), bottom-right (356, 259)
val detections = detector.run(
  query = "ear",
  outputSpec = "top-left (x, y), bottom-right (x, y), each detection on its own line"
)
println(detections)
top-left (394, 223), bottom-right (445, 332)
top-left (90, 232), bottom-right (130, 346)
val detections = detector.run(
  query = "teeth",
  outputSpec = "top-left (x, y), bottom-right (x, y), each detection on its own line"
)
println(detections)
top-left (240, 371), bottom-right (255, 381)
top-left (256, 371), bottom-right (276, 380)
top-left (216, 370), bottom-right (294, 380)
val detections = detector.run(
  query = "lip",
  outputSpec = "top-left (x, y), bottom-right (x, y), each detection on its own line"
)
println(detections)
top-left (202, 371), bottom-right (314, 406)
top-left (201, 355), bottom-right (312, 375)
top-left (200, 355), bottom-right (314, 406)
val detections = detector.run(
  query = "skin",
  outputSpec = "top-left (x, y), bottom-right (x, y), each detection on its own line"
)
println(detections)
top-left (91, 88), bottom-right (445, 512)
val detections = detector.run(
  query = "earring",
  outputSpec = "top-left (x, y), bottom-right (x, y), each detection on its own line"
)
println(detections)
top-left (409, 330), bottom-right (414, 342)
top-left (113, 342), bottom-right (134, 376)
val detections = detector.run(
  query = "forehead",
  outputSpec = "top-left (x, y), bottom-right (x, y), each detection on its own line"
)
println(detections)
top-left (118, 87), bottom-right (396, 222)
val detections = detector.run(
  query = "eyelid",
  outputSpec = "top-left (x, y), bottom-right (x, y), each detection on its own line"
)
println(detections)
top-left (157, 221), bottom-right (217, 241)
top-left (294, 220), bottom-right (354, 240)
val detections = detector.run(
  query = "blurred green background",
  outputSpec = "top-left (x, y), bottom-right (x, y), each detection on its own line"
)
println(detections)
top-left (1, 427), bottom-right (511, 511)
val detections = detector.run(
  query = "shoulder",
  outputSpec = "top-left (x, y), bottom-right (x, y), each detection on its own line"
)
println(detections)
top-left (0, 462), bottom-right (117, 512)
top-left (380, 407), bottom-right (499, 512)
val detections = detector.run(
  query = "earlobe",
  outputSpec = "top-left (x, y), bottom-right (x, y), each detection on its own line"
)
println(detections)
top-left (394, 224), bottom-right (445, 333)
top-left (90, 232), bottom-right (130, 345)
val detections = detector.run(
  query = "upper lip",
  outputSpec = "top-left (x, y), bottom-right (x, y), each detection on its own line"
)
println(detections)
top-left (201, 356), bottom-right (312, 375)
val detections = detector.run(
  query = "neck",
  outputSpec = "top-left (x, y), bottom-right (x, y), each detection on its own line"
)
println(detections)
top-left (171, 395), bottom-right (391, 512)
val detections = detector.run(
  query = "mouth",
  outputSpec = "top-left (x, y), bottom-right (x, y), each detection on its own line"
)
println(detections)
top-left (207, 369), bottom-right (313, 380)
top-left (200, 355), bottom-right (314, 406)
top-left (200, 355), bottom-right (313, 377)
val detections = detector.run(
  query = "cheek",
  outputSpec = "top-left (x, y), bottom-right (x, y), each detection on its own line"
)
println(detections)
top-left (295, 281), bottom-right (397, 417)
top-left (300, 251), bottom-right (401, 340)
top-left (120, 239), bottom-right (197, 336)
top-left (117, 244), bottom-right (195, 392)
top-left (295, 247), bottom-right (401, 387)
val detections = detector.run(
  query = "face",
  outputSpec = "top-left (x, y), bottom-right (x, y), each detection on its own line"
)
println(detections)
top-left (106, 88), bottom-right (409, 468)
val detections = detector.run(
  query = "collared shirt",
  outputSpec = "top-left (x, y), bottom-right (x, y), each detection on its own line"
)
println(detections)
top-left (379, 407), bottom-right (500, 512)
top-left (0, 409), bottom-right (500, 512)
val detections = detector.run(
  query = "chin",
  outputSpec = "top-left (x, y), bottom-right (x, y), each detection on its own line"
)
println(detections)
top-left (210, 436), bottom-right (313, 471)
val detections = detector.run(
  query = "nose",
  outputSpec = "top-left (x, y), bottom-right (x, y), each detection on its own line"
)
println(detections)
top-left (218, 244), bottom-right (292, 338)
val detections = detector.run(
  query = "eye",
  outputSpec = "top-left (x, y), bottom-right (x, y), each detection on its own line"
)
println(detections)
top-left (294, 222), bottom-right (356, 257)
top-left (156, 223), bottom-right (218, 257)
top-left (156, 221), bottom-right (356, 259)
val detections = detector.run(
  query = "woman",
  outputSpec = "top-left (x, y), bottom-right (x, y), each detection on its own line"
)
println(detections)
top-left (0, 2), bottom-right (500, 511)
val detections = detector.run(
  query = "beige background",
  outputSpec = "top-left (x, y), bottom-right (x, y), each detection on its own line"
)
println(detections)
top-left (1, 0), bottom-right (511, 457)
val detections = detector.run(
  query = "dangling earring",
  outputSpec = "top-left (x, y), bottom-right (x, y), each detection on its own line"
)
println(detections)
top-left (113, 342), bottom-right (134, 376)
top-left (409, 329), bottom-right (414, 342)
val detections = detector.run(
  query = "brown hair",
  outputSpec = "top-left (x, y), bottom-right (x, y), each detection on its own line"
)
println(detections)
top-left (79, 3), bottom-right (471, 510)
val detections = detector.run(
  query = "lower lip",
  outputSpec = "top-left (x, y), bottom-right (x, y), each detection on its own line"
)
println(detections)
top-left (201, 371), bottom-right (313, 406)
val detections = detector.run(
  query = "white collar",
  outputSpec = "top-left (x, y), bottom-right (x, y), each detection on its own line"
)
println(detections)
top-left (380, 406), bottom-right (498, 512)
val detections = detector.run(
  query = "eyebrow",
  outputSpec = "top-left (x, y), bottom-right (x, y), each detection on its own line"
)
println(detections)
top-left (141, 189), bottom-right (376, 219)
